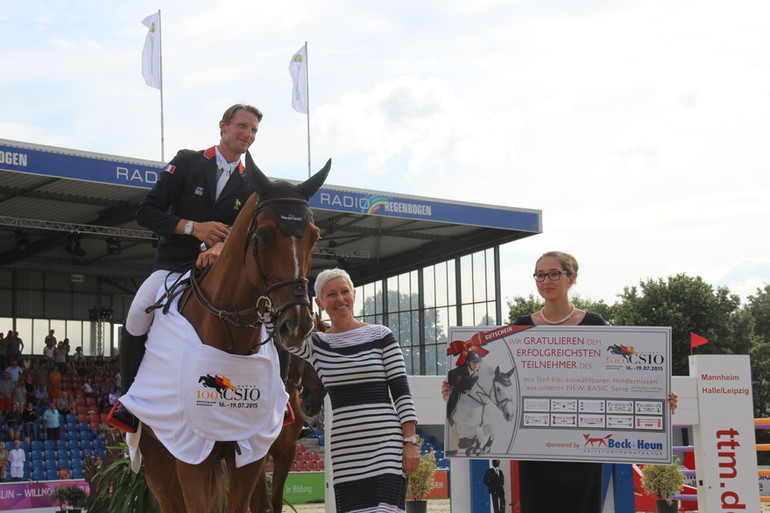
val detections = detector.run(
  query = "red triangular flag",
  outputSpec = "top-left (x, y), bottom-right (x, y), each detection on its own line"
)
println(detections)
top-left (690, 332), bottom-right (708, 348)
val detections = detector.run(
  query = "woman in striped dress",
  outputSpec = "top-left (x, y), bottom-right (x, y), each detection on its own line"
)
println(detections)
top-left (290, 268), bottom-right (420, 513)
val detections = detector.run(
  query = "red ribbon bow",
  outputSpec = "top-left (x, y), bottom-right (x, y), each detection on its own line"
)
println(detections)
top-left (447, 332), bottom-right (490, 366)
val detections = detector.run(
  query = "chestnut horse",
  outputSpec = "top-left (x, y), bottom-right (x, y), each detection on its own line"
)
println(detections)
top-left (137, 154), bottom-right (330, 513)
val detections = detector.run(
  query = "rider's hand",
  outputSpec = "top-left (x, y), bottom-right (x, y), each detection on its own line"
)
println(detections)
top-left (441, 380), bottom-right (450, 401)
top-left (196, 242), bottom-right (224, 269)
top-left (192, 221), bottom-right (230, 247)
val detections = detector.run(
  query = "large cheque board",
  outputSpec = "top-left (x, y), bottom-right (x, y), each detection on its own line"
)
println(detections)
top-left (444, 325), bottom-right (672, 464)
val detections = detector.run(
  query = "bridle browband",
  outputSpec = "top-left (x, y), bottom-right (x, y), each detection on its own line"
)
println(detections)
top-left (187, 196), bottom-right (315, 353)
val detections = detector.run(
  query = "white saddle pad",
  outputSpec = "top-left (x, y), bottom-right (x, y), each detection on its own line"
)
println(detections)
top-left (120, 285), bottom-right (289, 469)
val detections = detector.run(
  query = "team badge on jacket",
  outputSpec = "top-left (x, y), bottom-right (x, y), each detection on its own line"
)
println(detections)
top-left (234, 199), bottom-right (241, 211)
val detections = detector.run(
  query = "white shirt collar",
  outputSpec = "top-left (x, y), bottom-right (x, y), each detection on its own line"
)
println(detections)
top-left (214, 146), bottom-right (240, 175)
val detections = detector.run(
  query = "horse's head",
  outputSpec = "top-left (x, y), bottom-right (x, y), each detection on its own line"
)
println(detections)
top-left (492, 365), bottom-right (517, 422)
top-left (243, 153), bottom-right (331, 349)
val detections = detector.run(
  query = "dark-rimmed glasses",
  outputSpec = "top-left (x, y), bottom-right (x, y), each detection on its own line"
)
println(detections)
top-left (533, 271), bottom-right (571, 282)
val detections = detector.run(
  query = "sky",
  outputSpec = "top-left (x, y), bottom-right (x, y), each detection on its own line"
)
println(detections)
top-left (1, 0), bottom-right (769, 307)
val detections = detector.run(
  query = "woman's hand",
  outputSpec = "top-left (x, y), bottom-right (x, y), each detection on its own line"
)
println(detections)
top-left (403, 443), bottom-right (420, 476)
top-left (441, 380), bottom-right (450, 401)
top-left (667, 392), bottom-right (678, 414)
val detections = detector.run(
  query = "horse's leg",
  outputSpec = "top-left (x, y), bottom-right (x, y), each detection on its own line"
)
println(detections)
top-left (249, 463), bottom-right (272, 513)
top-left (226, 458), bottom-right (264, 513)
top-left (268, 420), bottom-right (303, 513)
top-left (175, 456), bottom-right (220, 513)
top-left (140, 430), bottom-right (186, 512)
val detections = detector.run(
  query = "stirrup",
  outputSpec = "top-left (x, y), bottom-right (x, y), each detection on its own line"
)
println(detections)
top-left (106, 401), bottom-right (139, 433)
top-left (283, 403), bottom-right (295, 426)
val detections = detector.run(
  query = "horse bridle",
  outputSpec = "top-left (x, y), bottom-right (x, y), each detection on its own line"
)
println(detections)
top-left (187, 196), bottom-right (315, 348)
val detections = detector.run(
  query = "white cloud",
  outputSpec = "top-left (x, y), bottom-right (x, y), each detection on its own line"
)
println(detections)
top-left (2, 0), bottom-right (770, 305)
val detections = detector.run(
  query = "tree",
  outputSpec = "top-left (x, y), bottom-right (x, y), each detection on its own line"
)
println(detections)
top-left (506, 294), bottom-right (543, 324)
top-left (747, 286), bottom-right (770, 419)
top-left (748, 285), bottom-right (770, 342)
top-left (362, 290), bottom-right (446, 374)
top-left (614, 274), bottom-right (746, 376)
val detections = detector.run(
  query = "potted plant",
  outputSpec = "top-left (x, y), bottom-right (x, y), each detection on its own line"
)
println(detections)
top-left (50, 484), bottom-right (88, 513)
top-left (641, 458), bottom-right (685, 513)
top-left (406, 437), bottom-right (437, 513)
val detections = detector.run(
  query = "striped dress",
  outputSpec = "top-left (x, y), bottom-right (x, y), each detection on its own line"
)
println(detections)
top-left (289, 324), bottom-right (418, 513)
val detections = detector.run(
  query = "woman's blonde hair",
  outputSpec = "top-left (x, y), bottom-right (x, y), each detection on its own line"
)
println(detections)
top-left (314, 268), bottom-right (355, 299)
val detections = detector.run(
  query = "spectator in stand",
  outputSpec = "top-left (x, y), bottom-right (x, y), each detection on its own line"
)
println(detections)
top-left (8, 332), bottom-right (23, 364)
top-left (43, 338), bottom-right (55, 368)
top-left (6, 402), bottom-right (22, 441)
top-left (12, 380), bottom-right (26, 411)
top-left (57, 391), bottom-right (71, 416)
top-left (0, 332), bottom-right (7, 370)
top-left (34, 383), bottom-right (49, 406)
top-left (22, 401), bottom-right (38, 440)
top-left (98, 393), bottom-right (111, 413)
top-left (0, 370), bottom-right (13, 411)
top-left (8, 440), bottom-right (25, 481)
top-left (44, 329), bottom-right (57, 349)
top-left (48, 365), bottom-right (62, 401)
top-left (100, 375), bottom-right (113, 397)
top-left (54, 342), bottom-right (67, 374)
top-left (61, 338), bottom-right (71, 356)
top-left (108, 386), bottom-right (117, 409)
top-left (42, 401), bottom-right (61, 440)
top-left (82, 378), bottom-right (96, 398)
top-left (72, 347), bottom-right (85, 375)
top-left (66, 392), bottom-right (77, 417)
top-left (4, 360), bottom-right (23, 383)
top-left (23, 372), bottom-right (35, 405)
top-left (58, 467), bottom-right (70, 480)
top-left (0, 442), bottom-right (7, 481)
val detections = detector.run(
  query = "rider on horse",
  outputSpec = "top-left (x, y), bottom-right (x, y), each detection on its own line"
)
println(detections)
top-left (107, 104), bottom-right (262, 433)
top-left (446, 348), bottom-right (483, 425)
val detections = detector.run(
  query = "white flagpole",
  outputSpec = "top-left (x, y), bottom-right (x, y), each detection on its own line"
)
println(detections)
top-left (158, 10), bottom-right (166, 162)
top-left (304, 42), bottom-right (311, 178)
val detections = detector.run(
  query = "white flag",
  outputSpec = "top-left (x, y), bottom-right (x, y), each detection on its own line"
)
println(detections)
top-left (289, 45), bottom-right (308, 114)
top-left (141, 12), bottom-right (161, 89)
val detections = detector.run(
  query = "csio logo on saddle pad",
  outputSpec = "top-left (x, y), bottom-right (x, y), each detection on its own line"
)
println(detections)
top-left (196, 373), bottom-right (262, 405)
top-left (185, 343), bottom-right (285, 441)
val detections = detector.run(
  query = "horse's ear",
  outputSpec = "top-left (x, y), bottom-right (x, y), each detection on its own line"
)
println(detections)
top-left (495, 365), bottom-right (501, 375)
top-left (243, 151), bottom-right (273, 193)
top-left (506, 367), bottom-right (515, 378)
top-left (299, 158), bottom-right (331, 199)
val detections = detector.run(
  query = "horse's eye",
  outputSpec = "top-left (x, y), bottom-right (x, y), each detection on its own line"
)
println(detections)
top-left (256, 229), bottom-right (271, 245)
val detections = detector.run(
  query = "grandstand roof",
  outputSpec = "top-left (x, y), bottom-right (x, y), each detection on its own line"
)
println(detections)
top-left (0, 138), bottom-right (541, 285)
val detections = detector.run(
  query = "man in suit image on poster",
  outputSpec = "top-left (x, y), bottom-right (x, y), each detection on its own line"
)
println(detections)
top-left (483, 459), bottom-right (506, 513)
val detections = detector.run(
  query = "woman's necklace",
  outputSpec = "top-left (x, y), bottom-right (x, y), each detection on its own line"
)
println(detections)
top-left (539, 305), bottom-right (576, 325)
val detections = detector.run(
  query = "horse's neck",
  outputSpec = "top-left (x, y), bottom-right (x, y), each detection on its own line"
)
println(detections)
top-left (183, 194), bottom-right (265, 353)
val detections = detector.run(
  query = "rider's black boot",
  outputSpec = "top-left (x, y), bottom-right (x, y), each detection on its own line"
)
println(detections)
top-left (106, 327), bottom-right (147, 433)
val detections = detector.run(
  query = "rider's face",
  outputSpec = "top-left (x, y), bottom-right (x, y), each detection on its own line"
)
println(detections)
top-left (469, 360), bottom-right (480, 371)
